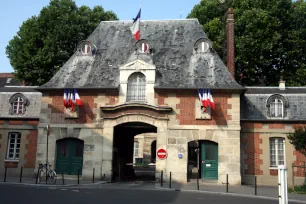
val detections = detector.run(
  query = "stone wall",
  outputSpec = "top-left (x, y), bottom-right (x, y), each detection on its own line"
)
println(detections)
top-left (241, 122), bottom-right (306, 186)
top-left (155, 91), bottom-right (241, 184)
top-left (37, 90), bottom-right (118, 179)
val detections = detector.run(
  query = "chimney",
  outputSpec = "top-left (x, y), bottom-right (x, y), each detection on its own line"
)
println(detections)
top-left (226, 8), bottom-right (235, 78)
top-left (279, 77), bottom-right (286, 90)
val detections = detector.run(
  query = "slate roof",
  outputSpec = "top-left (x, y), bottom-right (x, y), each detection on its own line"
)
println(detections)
top-left (241, 87), bottom-right (306, 121)
top-left (40, 19), bottom-right (243, 90)
top-left (0, 73), bottom-right (22, 87)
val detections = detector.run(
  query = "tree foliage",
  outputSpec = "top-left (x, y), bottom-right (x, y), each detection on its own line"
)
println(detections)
top-left (288, 126), bottom-right (306, 157)
top-left (188, 0), bottom-right (306, 86)
top-left (6, 0), bottom-right (118, 85)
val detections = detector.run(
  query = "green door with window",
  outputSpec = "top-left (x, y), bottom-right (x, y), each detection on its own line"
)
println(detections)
top-left (56, 138), bottom-right (84, 175)
top-left (201, 141), bottom-right (218, 180)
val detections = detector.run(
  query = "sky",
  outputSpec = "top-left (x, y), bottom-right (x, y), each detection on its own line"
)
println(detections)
top-left (0, 0), bottom-right (200, 73)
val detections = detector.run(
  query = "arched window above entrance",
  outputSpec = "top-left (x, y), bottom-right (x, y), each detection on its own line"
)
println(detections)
top-left (127, 72), bottom-right (146, 102)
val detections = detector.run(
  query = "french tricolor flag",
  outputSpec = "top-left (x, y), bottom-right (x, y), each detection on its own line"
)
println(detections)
top-left (130, 9), bottom-right (141, 40)
top-left (74, 89), bottom-right (83, 106)
top-left (198, 88), bottom-right (215, 110)
top-left (63, 89), bottom-right (68, 107)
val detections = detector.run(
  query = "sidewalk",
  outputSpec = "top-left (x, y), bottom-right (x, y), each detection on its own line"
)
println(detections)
top-left (0, 176), bottom-right (108, 187)
top-left (155, 181), bottom-right (306, 203)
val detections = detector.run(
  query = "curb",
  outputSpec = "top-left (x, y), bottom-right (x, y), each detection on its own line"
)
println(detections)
top-left (0, 181), bottom-right (109, 188)
top-left (154, 187), bottom-right (306, 203)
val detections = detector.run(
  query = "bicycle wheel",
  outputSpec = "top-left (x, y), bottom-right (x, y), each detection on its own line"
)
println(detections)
top-left (38, 169), bottom-right (45, 183)
top-left (48, 170), bottom-right (57, 184)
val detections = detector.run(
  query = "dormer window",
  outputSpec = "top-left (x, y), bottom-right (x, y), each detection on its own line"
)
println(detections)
top-left (81, 44), bottom-right (92, 55)
top-left (77, 40), bottom-right (97, 56)
top-left (194, 38), bottom-right (212, 53)
top-left (199, 42), bottom-right (210, 52)
top-left (270, 99), bottom-right (283, 118)
top-left (9, 93), bottom-right (29, 115)
top-left (127, 72), bottom-right (146, 102)
top-left (267, 94), bottom-right (288, 119)
top-left (135, 39), bottom-right (150, 54)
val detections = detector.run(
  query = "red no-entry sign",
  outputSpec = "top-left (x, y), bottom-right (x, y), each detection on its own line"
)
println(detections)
top-left (157, 149), bottom-right (167, 159)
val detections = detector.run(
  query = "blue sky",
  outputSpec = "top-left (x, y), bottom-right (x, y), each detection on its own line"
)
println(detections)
top-left (0, 0), bottom-right (200, 73)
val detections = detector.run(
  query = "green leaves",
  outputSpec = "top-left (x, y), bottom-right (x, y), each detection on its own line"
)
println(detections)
top-left (288, 126), bottom-right (306, 158)
top-left (6, 0), bottom-right (118, 86)
top-left (188, 0), bottom-right (306, 86)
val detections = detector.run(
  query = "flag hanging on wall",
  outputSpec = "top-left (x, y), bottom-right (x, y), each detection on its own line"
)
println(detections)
top-left (130, 9), bottom-right (141, 40)
top-left (63, 89), bottom-right (83, 111)
top-left (198, 88), bottom-right (215, 110)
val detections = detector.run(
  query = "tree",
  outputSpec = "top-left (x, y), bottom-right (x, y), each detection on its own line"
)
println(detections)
top-left (188, 0), bottom-right (306, 86)
top-left (6, 0), bottom-right (118, 85)
top-left (288, 126), bottom-right (306, 157)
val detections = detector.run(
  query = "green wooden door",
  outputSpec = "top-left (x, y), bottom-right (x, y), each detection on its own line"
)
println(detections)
top-left (56, 139), bottom-right (84, 175)
top-left (201, 141), bottom-right (218, 180)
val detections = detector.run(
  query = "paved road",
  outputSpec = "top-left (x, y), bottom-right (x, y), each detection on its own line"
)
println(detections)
top-left (0, 184), bottom-right (294, 204)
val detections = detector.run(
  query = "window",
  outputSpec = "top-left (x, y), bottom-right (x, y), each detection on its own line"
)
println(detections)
top-left (199, 42), bottom-right (210, 52)
top-left (127, 72), bottom-right (146, 102)
top-left (140, 42), bottom-right (150, 53)
top-left (9, 93), bottom-right (28, 115)
top-left (270, 99), bottom-right (283, 118)
top-left (266, 94), bottom-right (288, 119)
top-left (6, 133), bottom-right (21, 160)
top-left (13, 97), bottom-right (24, 114)
top-left (270, 138), bottom-right (285, 167)
top-left (133, 142), bottom-right (139, 157)
top-left (81, 44), bottom-right (92, 55)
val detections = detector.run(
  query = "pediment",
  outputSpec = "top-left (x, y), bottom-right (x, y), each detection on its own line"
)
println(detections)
top-left (100, 103), bottom-right (172, 120)
top-left (119, 60), bottom-right (155, 71)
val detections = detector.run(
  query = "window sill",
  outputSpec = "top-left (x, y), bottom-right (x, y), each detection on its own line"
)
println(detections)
top-left (4, 159), bottom-right (19, 163)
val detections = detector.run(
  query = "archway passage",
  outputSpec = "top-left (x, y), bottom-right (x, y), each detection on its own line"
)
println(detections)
top-left (188, 140), bottom-right (218, 181)
top-left (112, 122), bottom-right (157, 182)
top-left (56, 138), bottom-right (84, 175)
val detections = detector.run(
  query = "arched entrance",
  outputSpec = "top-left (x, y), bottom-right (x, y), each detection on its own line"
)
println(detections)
top-left (188, 140), bottom-right (218, 180)
top-left (56, 138), bottom-right (84, 175)
top-left (112, 122), bottom-right (157, 181)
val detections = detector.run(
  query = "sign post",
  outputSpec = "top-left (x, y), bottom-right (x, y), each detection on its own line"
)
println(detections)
top-left (278, 165), bottom-right (288, 204)
top-left (46, 125), bottom-right (50, 184)
top-left (157, 149), bottom-right (167, 159)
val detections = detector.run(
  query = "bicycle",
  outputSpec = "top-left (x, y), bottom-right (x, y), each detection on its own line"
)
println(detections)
top-left (38, 162), bottom-right (57, 184)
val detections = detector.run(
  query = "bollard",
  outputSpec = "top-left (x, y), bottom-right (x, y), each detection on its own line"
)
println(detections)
top-left (4, 167), bottom-right (7, 182)
top-left (226, 174), bottom-right (229, 193)
top-left (20, 167), bottom-right (23, 183)
top-left (46, 167), bottom-right (48, 184)
top-left (36, 169), bottom-right (40, 184)
top-left (161, 170), bottom-right (163, 187)
top-left (197, 174), bottom-right (199, 191)
top-left (169, 172), bottom-right (172, 188)
top-left (62, 173), bottom-right (65, 185)
top-left (93, 168), bottom-right (95, 183)
top-left (77, 169), bottom-right (80, 185)
top-left (254, 176), bottom-right (257, 195)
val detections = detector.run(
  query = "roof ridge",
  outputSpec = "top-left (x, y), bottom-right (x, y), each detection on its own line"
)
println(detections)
top-left (99, 19), bottom-right (198, 23)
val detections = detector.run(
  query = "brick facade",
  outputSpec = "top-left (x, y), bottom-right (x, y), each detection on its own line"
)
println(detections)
top-left (24, 130), bottom-right (38, 168)
top-left (47, 90), bottom-right (118, 124)
top-left (155, 90), bottom-right (233, 125)
top-left (243, 133), bottom-right (263, 175)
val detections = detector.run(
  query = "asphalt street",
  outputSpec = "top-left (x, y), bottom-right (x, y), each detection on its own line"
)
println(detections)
top-left (0, 183), bottom-right (292, 204)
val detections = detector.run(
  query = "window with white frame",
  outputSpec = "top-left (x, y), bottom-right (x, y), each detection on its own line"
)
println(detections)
top-left (9, 93), bottom-right (28, 115)
top-left (270, 99), bottom-right (284, 118)
top-left (270, 138), bottom-right (285, 167)
top-left (6, 132), bottom-right (21, 160)
top-left (133, 141), bottom-right (139, 157)
top-left (127, 72), bottom-right (146, 102)
top-left (12, 97), bottom-right (25, 114)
